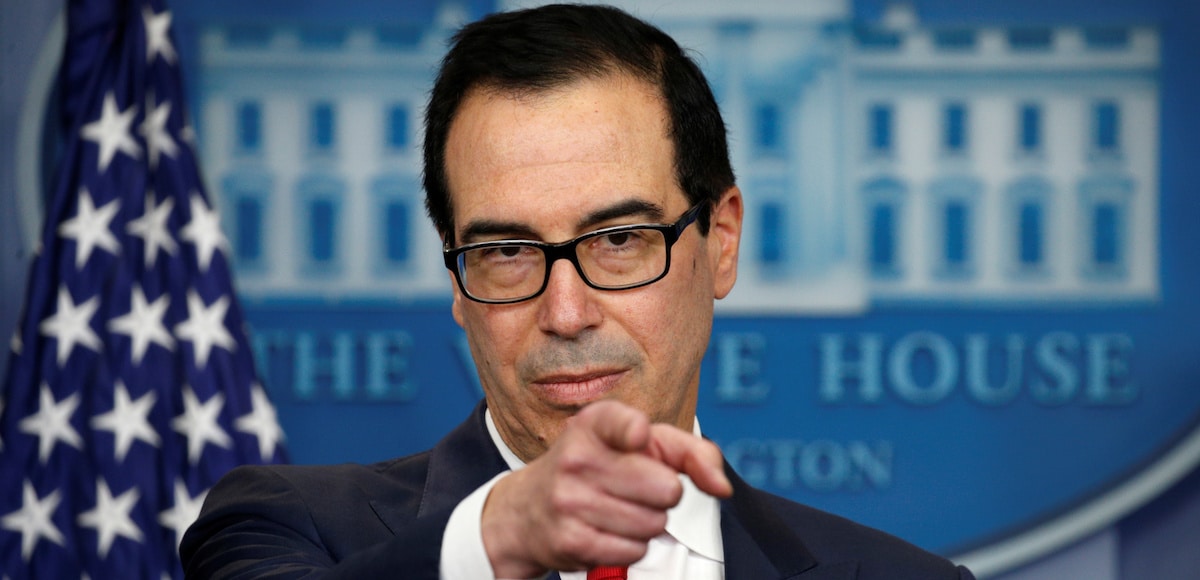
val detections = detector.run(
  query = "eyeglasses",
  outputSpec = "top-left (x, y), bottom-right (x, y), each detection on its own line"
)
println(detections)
top-left (444, 204), bottom-right (704, 304)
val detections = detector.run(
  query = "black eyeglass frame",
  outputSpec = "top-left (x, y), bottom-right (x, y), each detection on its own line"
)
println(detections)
top-left (443, 203), bottom-right (705, 304)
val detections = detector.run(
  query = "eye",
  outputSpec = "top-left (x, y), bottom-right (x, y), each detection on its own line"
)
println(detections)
top-left (474, 245), bottom-right (538, 263)
top-left (586, 229), bottom-right (656, 258)
top-left (601, 232), bottom-right (633, 247)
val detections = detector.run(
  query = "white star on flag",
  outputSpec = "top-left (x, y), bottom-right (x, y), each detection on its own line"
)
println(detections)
top-left (18, 384), bottom-right (84, 463)
top-left (57, 188), bottom-right (121, 269)
top-left (180, 192), bottom-right (229, 273)
top-left (38, 286), bottom-right (102, 366)
top-left (139, 94), bottom-right (178, 169)
top-left (174, 290), bottom-right (235, 368)
top-left (143, 6), bottom-right (177, 64)
top-left (158, 479), bottom-right (206, 555)
top-left (77, 478), bottom-right (144, 558)
top-left (126, 193), bottom-right (178, 267)
top-left (1, 481), bottom-right (65, 562)
top-left (108, 285), bottom-right (175, 365)
top-left (236, 383), bottom-right (286, 461)
top-left (91, 381), bottom-right (161, 462)
top-left (80, 91), bottom-right (141, 173)
top-left (171, 386), bottom-right (232, 465)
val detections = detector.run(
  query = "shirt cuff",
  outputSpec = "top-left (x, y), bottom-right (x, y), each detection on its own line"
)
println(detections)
top-left (441, 470), bottom-right (538, 580)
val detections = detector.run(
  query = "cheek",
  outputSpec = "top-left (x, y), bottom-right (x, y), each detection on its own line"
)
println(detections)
top-left (461, 318), bottom-right (519, 403)
top-left (671, 256), bottom-right (716, 351)
top-left (640, 259), bottom-right (713, 354)
top-left (462, 305), bottom-right (527, 369)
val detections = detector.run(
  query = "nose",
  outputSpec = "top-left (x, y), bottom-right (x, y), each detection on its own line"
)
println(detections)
top-left (536, 258), bottom-right (601, 339)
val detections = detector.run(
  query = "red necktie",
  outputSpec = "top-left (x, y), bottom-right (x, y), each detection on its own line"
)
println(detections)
top-left (587, 566), bottom-right (628, 580)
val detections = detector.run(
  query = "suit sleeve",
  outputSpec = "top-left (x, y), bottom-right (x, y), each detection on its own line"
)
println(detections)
top-left (181, 465), bottom-right (448, 579)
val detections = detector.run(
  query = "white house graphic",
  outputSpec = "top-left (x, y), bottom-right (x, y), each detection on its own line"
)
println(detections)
top-left (196, 1), bottom-right (1159, 313)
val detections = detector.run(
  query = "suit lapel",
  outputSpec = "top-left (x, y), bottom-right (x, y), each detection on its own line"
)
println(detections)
top-left (417, 401), bottom-right (510, 516)
top-left (369, 402), bottom-right (509, 533)
top-left (720, 465), bottom-right (858, 579)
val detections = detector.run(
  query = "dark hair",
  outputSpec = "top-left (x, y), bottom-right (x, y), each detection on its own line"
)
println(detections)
top-left (423, 3), bottom-right (734, 242)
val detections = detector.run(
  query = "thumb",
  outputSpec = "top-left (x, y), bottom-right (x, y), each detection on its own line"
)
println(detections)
top-left (645, 424), bottom-right (732, 499)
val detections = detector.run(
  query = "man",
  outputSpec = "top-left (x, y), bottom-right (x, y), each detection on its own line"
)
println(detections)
top-left (182, 5), bottom-right (975, 579)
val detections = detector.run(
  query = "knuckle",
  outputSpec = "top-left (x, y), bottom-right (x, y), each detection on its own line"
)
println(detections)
top-left (661, 477), bottom-right (684, 505)
top-left (614, 542), bottom-right (650, 566)
top-left (635, 512), bottom-right (668, 540)
top-left (553, 530), bottom-right (591, 557)
top-left (548, 485), bottom-right (577, 514)
top-left (556, 447), bottom-right (592, 474)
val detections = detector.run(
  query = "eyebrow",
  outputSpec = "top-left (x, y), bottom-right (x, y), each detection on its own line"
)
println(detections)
top-left (458, 198), bottom-right (666, 244)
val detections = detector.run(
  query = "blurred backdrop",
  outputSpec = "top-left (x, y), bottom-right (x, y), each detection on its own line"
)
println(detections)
top-left (3, 0), bottom-right (1198, 577)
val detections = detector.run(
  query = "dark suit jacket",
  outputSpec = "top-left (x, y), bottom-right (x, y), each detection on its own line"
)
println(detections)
top-left (181, 403), bottom-right (974, 579)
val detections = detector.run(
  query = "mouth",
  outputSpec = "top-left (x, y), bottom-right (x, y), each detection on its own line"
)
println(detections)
top-left (530, 369), bottom-right (627, 408)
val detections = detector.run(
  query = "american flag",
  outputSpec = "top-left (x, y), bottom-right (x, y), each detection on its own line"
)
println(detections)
top-left (0, 0), bottom-right (286, 577)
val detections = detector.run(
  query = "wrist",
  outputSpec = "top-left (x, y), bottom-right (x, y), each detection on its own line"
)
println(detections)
top-left (482, 472), bottom-right (548, 579)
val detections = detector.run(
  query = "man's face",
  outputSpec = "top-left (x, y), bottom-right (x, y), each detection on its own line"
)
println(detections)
top-left (443, 74), bottom-right (742, 462)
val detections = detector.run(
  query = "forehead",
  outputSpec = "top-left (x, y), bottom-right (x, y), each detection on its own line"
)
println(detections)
top-left (443, 74), bottom-right (685, 236)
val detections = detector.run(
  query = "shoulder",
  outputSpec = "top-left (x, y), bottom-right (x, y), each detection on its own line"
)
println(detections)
top-left (209, 450), bottom-right (433, 510)
top-left (224, 451), bottom-right (433, 486)
top-left (182, 451), bottom-right (438, 569)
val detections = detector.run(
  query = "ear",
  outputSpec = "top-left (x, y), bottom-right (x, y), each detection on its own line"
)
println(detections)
top-left (449, 270), bottom-right (467, 327)
top-left (708, 186), bottom-right (743, 300)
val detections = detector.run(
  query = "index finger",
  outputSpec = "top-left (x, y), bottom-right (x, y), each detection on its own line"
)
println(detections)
top-left (644, 425), bottom-right (732, 499)
top-left (577, 400), bottom-right (652, 454)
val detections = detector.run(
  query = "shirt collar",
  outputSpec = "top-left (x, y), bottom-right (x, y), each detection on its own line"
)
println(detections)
top-left (484, 409), bottom-right (724, 562)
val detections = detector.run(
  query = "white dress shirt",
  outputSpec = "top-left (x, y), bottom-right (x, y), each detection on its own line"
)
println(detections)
top-left (439, 410), bottom-right (725, 580)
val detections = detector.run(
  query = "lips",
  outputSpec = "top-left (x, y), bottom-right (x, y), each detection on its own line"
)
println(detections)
top-left (530, 369), bottom-right (627, 407)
